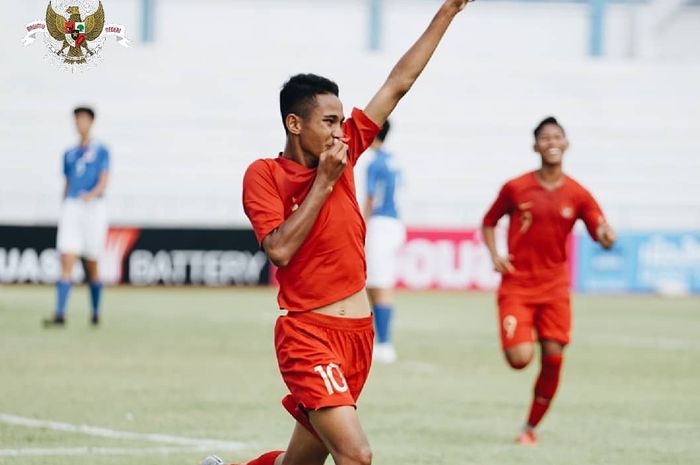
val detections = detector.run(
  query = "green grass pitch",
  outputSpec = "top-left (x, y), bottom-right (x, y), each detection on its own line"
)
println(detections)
top-left (0, 286), bottom-right (698, 465)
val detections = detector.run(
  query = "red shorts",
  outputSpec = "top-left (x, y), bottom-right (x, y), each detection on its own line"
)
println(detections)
top-left (497, 292), bottom-right (571, 349)
top-left (274, 311), bottom-right (374, 435)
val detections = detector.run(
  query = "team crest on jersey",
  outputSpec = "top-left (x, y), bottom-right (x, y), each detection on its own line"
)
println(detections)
top-left (22, 1), bottom-right (130, 72)
top-left (83, 148), bottom-right (96, 162)
top-left (561, 206), bottom-right (574, 219)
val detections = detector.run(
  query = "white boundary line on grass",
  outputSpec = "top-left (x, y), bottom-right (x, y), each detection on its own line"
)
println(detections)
top-left (0, 412), bottom-right (248, 452)
top-left (0, 445), bottom-right (224, 457)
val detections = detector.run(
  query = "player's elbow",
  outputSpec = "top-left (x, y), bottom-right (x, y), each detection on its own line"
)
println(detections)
top-left (266, 246), bottom-right (291, 268)
top-left (262, 235), bottom-right (292, 267)
top-left (482, 224), bottom-right (496, 236)
top-left (271, 257), bottom-right (291, 268)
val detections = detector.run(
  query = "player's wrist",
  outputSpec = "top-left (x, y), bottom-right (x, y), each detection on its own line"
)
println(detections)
top-left (312, 176), bottom-right (335, 195)
top-left (441, 0), bottom-right (466, 17)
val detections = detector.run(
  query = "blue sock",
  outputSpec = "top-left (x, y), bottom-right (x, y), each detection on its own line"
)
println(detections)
top-left (373, 304), bottom-right (393, 344)
top-left (56, 280), bottom-right (72, 318)
top-left (89, 282), bottom-right (103, 318)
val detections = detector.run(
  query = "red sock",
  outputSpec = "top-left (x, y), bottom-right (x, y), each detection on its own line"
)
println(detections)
top-left (242, 451), bottom-right (284, 465)
top-left (526, 354), bottom-right (563, 428)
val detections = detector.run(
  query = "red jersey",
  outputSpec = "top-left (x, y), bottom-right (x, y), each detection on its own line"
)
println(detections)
top-left (483, 171), bottom-right (606, 296)
top-left (243, 108), bottom-right (381, 311)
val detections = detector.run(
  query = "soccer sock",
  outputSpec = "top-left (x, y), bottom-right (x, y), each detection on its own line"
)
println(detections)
top-left (56, 280), bottom-right (72, 319)
top-left (243, 451), bottom-right (284, 465)
top-left (526, 354), bottom-right (563, 429)
top-left (89, 281), bottom-right (103, 318)
top-left (373, 304), bottom-right (393, 344)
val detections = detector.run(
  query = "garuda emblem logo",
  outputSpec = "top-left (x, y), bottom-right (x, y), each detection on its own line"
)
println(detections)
top-left (23, 1), bottom-right (130, 72)
top-left (46, 1), bottom-right (105, 64)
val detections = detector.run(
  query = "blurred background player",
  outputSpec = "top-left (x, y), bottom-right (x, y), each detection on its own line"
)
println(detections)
top-left (363, 120), bottom-right (406, 364)
top-left (203, 2), bottom-right (472, 465)
top-left (44, 107), bottom-right (110, 327)
top-left (481, 116), bottom-right (616, 446)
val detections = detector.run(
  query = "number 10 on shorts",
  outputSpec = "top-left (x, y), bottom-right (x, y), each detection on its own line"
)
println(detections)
top-left (314, 363), bottom-right (349, 395)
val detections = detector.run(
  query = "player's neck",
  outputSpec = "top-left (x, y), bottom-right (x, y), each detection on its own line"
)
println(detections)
top-left (536, 165), bottom-right (564, 189)
top-left (282, 139), bottom-right (318, 168)
top-left (79, 136), bottom-right (91, 147)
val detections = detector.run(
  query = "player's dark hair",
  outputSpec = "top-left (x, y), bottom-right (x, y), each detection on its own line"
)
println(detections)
top-left (376, 119), bottom-right (391, 143)
top-left (73, 106), bottom-right (95, 120)
top-left (533, 116), bottom-right (565, 139)
top-left (280, 74), bottom-right (339, 132)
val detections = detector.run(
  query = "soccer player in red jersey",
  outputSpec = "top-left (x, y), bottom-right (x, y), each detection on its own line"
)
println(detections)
top-left (482, 117), bottom-right (616, 446)
top-left (201, 2), bottom-right (472, 465)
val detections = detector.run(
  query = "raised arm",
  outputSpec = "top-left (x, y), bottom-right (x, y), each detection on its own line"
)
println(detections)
top-left (364, 0), bottom-right (471, 126)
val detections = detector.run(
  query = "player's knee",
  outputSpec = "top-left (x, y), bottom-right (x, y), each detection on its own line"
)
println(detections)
top-left (508, 359), bottom-right (530, 370)
top-left (335, 444), bottom-right (372, 465)
top-left (60, 264), bottom-right (73, 278)
top-left (505, 351), bottom-right (533, 370)
top-left (354, 446), bottom-right (373, 465)
top-left (358, 446), bottom-right (373, 465)
top-left (540, 339), bottom-right (565, 356)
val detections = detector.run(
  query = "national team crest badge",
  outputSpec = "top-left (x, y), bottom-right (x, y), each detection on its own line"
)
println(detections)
top-left (561, 206), bottom-right (574, 219)
top-left (23, 1), bottom-right (130, 72)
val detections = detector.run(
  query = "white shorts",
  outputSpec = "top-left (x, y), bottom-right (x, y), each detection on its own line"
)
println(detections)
top-left (56, 198), bottom-right (108, 261)
top-left (365, 216), bottom-right (406, 289)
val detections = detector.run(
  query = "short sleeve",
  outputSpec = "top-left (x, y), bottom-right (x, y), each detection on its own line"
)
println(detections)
top-left (99, 147), bottom-right (110, 173)
top-left (483, 183), bottom-right (513, 227)
top-left (343, 108), bottom-right (381, 166)
top-left (242, 159), bottom-right (285, 245)
top-left (578, 188), bottom-right (606, 241)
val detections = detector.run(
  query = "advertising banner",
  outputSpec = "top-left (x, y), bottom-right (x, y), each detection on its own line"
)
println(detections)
top-left (0, 226), bottom-right (268, 286)
top-left (5, 225), bottom-right (697, 294)
top-left (396, 228), bottom-right (501, 290)
top-left (575, 232), bottom-right (700, 294)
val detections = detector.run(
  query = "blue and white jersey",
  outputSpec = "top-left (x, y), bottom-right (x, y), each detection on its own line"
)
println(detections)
top-left (63, 142), bottom-right (110, 199)
top-left (366, 148), bottom-right (401, 219)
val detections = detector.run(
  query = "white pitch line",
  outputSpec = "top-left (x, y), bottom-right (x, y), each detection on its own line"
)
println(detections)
top-left (0, 445), bottom-right (227, 457)
top-left (0, 413), bottom-right (248, 450)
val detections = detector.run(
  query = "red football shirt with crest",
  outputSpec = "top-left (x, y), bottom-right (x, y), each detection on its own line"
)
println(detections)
top-left (243, 108), bottom-right (381, 311)
top-left (483, 171), bottom-right (607, 297)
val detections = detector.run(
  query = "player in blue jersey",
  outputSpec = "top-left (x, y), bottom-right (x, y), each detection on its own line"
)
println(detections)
top-left (44, 107), bottom-right (110, 327)
top-left (363, 120), bottom-right (406, 363)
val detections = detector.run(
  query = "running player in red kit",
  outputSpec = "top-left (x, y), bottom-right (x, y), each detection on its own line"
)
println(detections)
top-left (482, 117), bottom-right (616, 446)
top-left (201, 2), bottom-right (472, 465)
